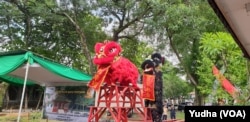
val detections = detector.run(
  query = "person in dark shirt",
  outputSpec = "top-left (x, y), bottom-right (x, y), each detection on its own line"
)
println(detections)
top-left (170, 105), bottom-right (176, 120)
top-left (142, 53), bottom-right (165, 122)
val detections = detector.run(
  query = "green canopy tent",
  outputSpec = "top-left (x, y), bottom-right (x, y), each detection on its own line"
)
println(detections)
top-left (0, 50), bottom-right (92, 122)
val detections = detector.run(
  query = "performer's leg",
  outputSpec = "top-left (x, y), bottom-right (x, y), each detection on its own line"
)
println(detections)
top-left (151, 108), bottom-right (162, 122)
top-left (144, 99), bottom-right (149, 107)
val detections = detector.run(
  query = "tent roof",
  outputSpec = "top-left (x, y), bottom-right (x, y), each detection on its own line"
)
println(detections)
top-left (208, 0), bottom-right (250, 59)
top-left (0, 51), bottom-right (92, 86)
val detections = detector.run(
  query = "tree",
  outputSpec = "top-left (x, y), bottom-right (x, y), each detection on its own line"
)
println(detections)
top-left (0, 0), bottom-right (107, 74)
top-left (163, 64), bottom-right (193, 99)
top-left (1, 0), bottom-right (244, 107)
top-left (145, 0), bottom-right (227, 105)
top-left (0, 0), bottom-right (106, 109)
top-left (88, 0), bottom-right (165, 42)
top-left (0, 82), bottom-right (8, 111)
top-left (197, 32), bottom-right (248, 105)
top-left (120, 38), bottom-right (154, 67)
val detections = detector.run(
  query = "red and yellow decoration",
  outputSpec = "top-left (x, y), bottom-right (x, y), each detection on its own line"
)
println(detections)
top-left (212, 65), bottom-right (238, 98)
top-left (86, 40), bottom-right (139, 98)
top-left (142, 74), bottom-right (155, 101)
top-left (88, 66), bottom-right (111, 91)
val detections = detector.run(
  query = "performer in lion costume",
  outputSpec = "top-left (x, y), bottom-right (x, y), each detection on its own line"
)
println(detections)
top-left (141, 53), bottom-right (165, 122)
top-left (87, 40), bottom-right (139, 92)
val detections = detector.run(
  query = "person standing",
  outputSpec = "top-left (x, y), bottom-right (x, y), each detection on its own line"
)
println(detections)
top-left (141, 53), bottom-right (165, 122)
top-left (162, 105), bottom-right (168, 120)
top-left (170, 105), bottom-right (176, 120)
top-left (150, 53), bottom-right (165, 122)
top-left (141, 59), bottom-right (155, 107)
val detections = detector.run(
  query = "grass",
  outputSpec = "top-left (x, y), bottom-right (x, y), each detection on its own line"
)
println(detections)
top-left (0, 111), bottom-right (46, 122)
top-left (165, 111), bottom-right (185, 120)
top-left (127, 110), bottom-right (185, 121)
top-left (176, 111), bottom-right (185, 120)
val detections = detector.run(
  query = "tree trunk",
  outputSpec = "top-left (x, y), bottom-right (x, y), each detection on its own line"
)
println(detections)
top-left (194, 88), bottom-right (204, 105)
top-left (36, 90), bottom-right (43, 110)
top-left (62, 12), bottom-right (95, 75)
top-left (5, 87), bottom-right (9, 109)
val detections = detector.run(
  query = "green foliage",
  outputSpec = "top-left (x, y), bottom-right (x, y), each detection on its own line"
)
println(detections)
top-left (120, 39), bottom-right (154, 68)
top-left (148, 0), bottom-right (229, 105)
top-left (197, 32), bottom-right (247, 103)
top-left (163, 1), bottom-right (225, 65)
top-left (0, 111), bottom-right (42, 122)
top-left (163, 73), bottom-right (192, 99)
top-left (162, 62), bottom-right (193, 99)
top-left (0, 83), bottom-right (8, 107)
top-left (0, 0), bottom-right (106, 73)
top-left (1, 0), bottom-right (248, 106)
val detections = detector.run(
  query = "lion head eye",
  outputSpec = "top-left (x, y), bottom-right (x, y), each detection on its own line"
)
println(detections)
top-left (100, 47), bottom-right (104, 53)
top-left (110, 48), bottom-right (116, 53)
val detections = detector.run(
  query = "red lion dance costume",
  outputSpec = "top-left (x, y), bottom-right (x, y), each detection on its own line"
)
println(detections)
top-left (87, 40), bottom-right (139, 92)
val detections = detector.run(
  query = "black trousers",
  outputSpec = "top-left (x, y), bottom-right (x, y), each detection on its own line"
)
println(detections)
top-left (162, 114), bottom-right (167, 120)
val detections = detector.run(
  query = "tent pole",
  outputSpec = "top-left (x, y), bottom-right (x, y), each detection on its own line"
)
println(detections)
top-left (95, 90), bottom-right (99, 106)
top-left (41, 87), bottom-right (46, 119)
top-left (17, 62), bottom-right (30, 122)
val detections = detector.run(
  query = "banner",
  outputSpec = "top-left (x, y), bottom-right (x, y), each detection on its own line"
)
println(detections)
top-left (142, 74), bottom-right (155, 101)
top-left (88, 66), bottom-right (110, 91)
top-left (212, 65), bottom-right (237, 98)
top-left (44, 86), bottom-right (94, 122)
